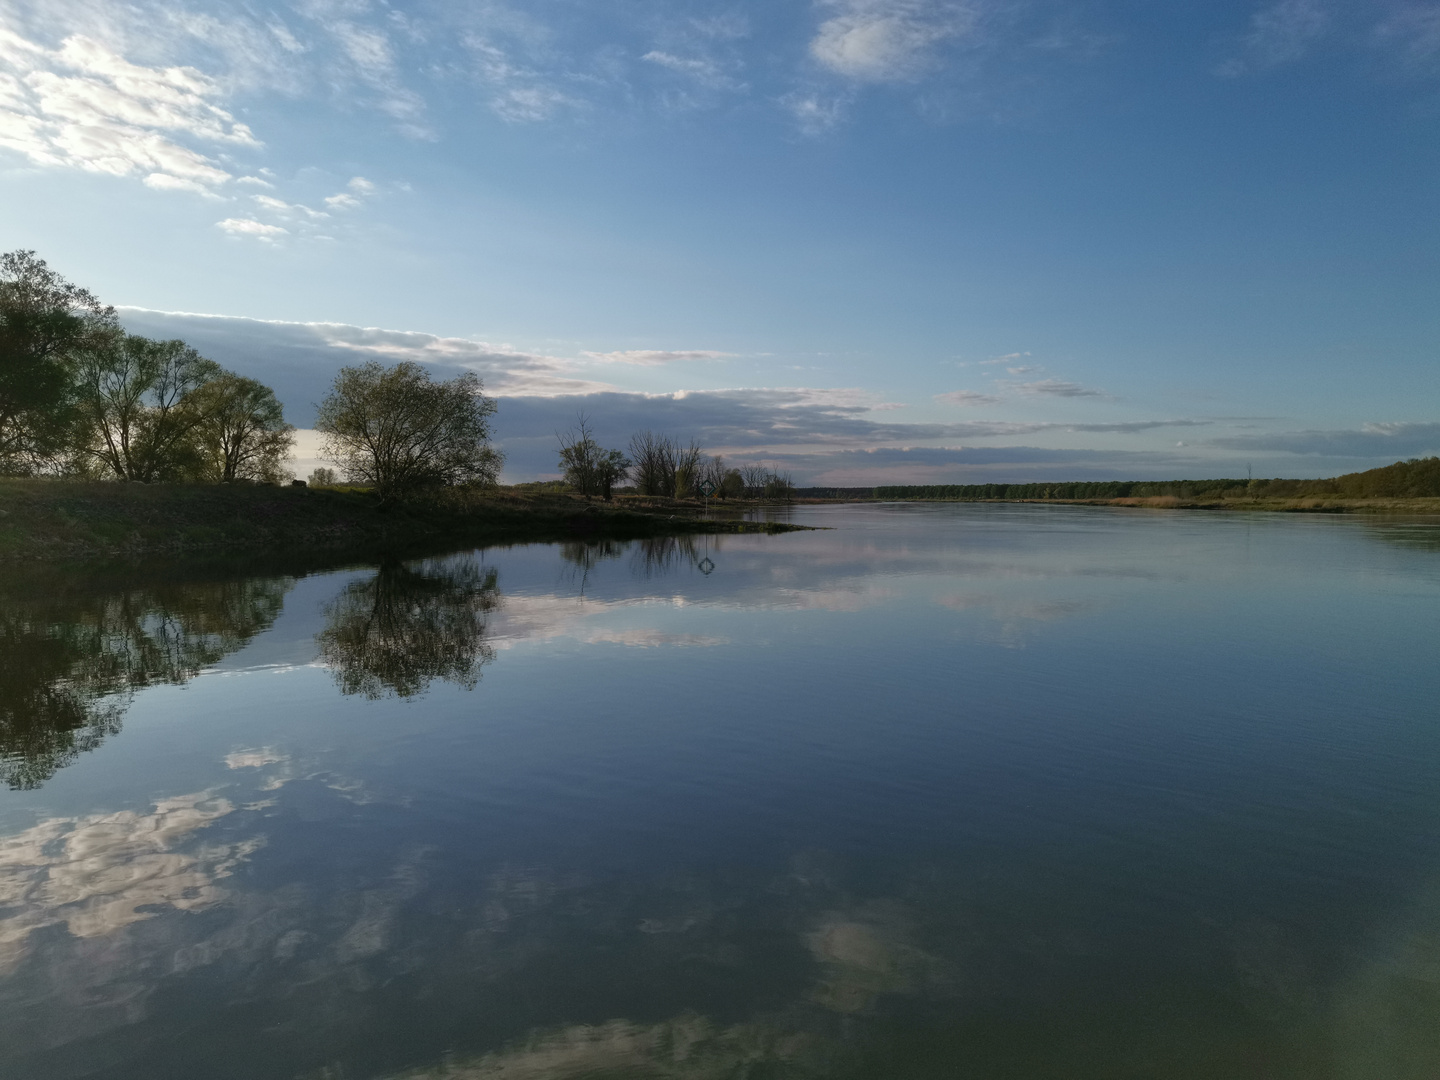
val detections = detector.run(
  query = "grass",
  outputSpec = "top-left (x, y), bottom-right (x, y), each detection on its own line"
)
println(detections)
top-left (0, 479), bottom-right (809, 563)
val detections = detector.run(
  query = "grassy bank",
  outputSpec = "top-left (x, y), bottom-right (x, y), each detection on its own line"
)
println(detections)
top-left (0, 480), bottom-right (807, 563)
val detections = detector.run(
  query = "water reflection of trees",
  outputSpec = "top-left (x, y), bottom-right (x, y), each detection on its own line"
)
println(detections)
top-left (633, 535), bottom-right (722, 578)
top-left (560, 536), bottom-right (723, 586)
top-left (316, 558), bottom-right (501, 700)
top-left (0, 575), bottom-right (292, 789)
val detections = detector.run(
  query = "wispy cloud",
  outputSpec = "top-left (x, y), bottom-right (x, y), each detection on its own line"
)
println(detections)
top-left (253, 194), bottom-right (327, 219)
top-left (216, 217), bottom-right (287, 240)
top-left (461, 31), bottom-right (576, 123)
top-left (810, 0), bottom-right (979, 82)
top-left (1, 0), bottom-right (432, 135)
top-left (642, 50), bottom-right (743, 92)
top-left (1212, 420), bottom-right (1440, 458)
top-left (0, 30), bottom-right (256, 194)
top-left (935, 390), bottom-right (1001, 406)
top-left (322, 175), bottom-right (375, 210)
top-left (582, 349), bottom-right (731, 366)
top-left (782, 90), bottom-right (848, 134)
top-left (1374, 3), bottom-right (1440, 74)
top-left (1012, 378), bottom-right (1105, 398)
top-left (1219, 0), bottom-right (1331, 75)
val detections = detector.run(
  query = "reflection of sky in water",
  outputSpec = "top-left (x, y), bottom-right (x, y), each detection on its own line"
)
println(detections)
top-left (2, 505), bottom-right (1440, 1078)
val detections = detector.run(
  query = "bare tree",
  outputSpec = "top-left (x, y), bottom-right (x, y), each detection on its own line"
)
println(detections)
top-left (674, 438), bottom-right (703, 499)
top-left (764, 469), bottom-right (795, 501)
top-left (628, 430), bottom-right (677, 497)
top-left (740, 463), bottom-right (768, 499)
top-left (558, 414), bottom-right (629, 499)
top-left (699, 454), bottom-right (727, 498)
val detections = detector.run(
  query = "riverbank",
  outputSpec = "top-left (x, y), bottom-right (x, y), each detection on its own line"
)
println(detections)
top-left (0, 480), bottom-right (808, 563)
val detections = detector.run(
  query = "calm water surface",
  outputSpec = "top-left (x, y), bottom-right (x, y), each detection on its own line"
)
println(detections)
top-left (2, 504), bottom-right (1439, 1079)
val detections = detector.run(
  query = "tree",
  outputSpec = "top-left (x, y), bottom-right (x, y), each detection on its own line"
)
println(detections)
top-left (740, 463), bottom-right (769, 499)
top-left (316, 558), bottom-right (500, 699)
top-left (190, 374), bottom-right (295, 482)
top-left (673, 439), bottom-right (703, 499)
top-left (557, 414), bottom-right (629, 499)
top-left (316, 361), bottom-right (502, 495)
top-left (628, 430), bottom-right (676, 497)
top-left (763, 470), bottom-right (795, 501)
top-left (73, 334), bottom-right (223, 481)
top-left (0, 250), bottom-right (116, 474)
top-left (309, 466), bottom-right (337, 486)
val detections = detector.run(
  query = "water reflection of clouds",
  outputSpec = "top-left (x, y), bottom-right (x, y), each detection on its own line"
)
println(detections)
top-left (0, 792), bottom-right (262, 973)
top-left (488, 594), bottom-right (729, 651)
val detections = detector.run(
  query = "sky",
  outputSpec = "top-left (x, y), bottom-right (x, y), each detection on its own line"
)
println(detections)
top-left (2, 0), bottom-right (1437, 484)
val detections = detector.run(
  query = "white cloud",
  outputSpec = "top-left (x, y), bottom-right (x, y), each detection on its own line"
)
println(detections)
top-left (323, 175), bottom-right (376, 210)
top-left (0, 30), bottom-right (255, 193)
top-left (144, 171), bottom-right (221, 196)
top-left (216, 217), bottom-right (288, 240)
top-left (583, 349), bottom-right (731, 366)
top-left (811, 0), bottom-right (978, 82)
top-left (935, 390), bottom-right (1001, 406)
top-left (0, 791), bottom-right (261, 974)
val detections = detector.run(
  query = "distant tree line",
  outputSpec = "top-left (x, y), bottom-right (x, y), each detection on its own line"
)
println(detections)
top-left (555, 416), bottom-right (794, 501)
top-left (869, 460), bottom-right (1440, 501)
top-left (1, 250), bottom-right (295, 482)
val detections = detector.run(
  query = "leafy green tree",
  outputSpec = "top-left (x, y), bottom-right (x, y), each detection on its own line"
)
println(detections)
top-left (191, 373), bottom-right (295, 482)
top-left (73, 333), bottom-right (222, 481)
top-left (0, 250), bottom-right (116, 474)
top-left (308, 466), bottom-right (337, 486)
top-left (316, 361), bottom-right (502, 495)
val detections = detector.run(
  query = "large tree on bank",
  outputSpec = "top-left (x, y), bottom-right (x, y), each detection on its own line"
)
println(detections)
top-left (316, 361), bottom-right (502, 495)
top-left (73, 334), bottom-right (222, 482)
top-left (191, 374), bottom-right (295, 483)
top-left (0, 250), bottom-right (116, 474)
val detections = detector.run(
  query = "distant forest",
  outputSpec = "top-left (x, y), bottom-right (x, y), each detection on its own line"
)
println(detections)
top-left (796, 457), bottom-right (1440, 502)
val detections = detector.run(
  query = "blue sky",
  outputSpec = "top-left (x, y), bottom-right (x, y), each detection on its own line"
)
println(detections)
top-left (2, 0), bottom-right (1437, 483)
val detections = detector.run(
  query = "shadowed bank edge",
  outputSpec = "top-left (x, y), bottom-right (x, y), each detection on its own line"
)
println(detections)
top-left (0, 480), bottom-right (813, 563)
